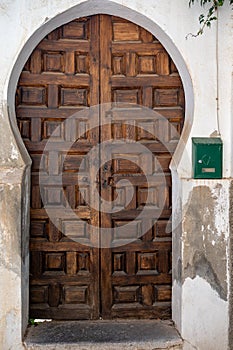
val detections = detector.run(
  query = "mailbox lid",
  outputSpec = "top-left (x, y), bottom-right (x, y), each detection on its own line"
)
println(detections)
top-left (192, 137), bottom-right (223, 146)
top-left (192, 137), bottom-right (223, 179)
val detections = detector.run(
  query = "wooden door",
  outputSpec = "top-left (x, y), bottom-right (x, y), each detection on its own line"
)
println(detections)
top-left (16, 15), bottom-right (185, 320)
top-left (99, 15), bottom-right (184, 318)
top-left (16, 16), bottom-right (101, 320)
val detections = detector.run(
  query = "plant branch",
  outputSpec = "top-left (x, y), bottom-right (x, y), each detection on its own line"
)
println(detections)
top-left (187, 0), bottom-right (232, 38)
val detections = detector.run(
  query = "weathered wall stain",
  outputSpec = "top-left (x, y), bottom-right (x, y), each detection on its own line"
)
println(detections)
top-left (228, 180), bottom-right (233, 350)
top-left (183, 185), bottom-right (227, 301)
top-left (172, 192), bottom-right (182, 285)
top-left (0, 184), bottom-right (21, 276)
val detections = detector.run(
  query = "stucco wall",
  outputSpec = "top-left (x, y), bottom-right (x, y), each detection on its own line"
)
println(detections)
top-left (0, 1), bottom-right (232, 349)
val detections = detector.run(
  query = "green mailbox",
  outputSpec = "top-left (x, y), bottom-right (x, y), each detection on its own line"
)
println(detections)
top-left (192, 137), bottom-right (223, 179)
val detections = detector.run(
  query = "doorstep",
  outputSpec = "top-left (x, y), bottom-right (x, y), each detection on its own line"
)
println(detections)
top-left (24, 319), bottom-right (183, 350)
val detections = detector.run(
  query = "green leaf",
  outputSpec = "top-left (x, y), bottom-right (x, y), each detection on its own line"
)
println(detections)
top-left (29, 318), bottom-right (38, 326)
top-left (187, 0), bottom-right (232, 38)
top-left (199, 14), bottom-right (205, 23)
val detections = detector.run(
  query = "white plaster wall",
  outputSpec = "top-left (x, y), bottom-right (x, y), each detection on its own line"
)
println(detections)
top-left (181, 179), bottom-right (230, 350)
top-left (217, 6), bottom-right (233, 176)
top-left (0, 0), bottom-right (231, 177)
top-left (182, 276), bottom-right (228, 350)
top-left (0, 183), bottom-right (25, 350)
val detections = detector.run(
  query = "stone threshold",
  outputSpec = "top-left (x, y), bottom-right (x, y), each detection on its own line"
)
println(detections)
top-left (24, 319), bottom-right (183, 350)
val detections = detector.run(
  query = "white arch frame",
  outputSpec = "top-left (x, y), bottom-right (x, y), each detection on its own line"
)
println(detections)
top-left (6, 0), bottom-right (194, 342)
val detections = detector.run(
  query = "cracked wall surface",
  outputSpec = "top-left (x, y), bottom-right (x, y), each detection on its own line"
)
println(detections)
top-left (181, 180), bottom-right (229, 350)
top-left (183, 184), bottom-right (228, 300)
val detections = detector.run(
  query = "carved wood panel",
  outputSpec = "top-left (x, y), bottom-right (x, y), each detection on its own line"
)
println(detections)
top-left (16, 15), bottom-right (185, 320)
top-left (99, 15), bottom-right (184, 319)
top-left (16, 16), bottom-right (100, 320)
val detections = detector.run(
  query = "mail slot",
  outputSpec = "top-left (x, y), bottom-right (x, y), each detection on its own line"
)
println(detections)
top-left (192, 137), bottom-right (223, 179)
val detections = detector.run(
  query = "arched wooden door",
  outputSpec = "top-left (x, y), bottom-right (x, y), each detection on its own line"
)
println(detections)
top-left (16, 15), bottom-right (185, 320)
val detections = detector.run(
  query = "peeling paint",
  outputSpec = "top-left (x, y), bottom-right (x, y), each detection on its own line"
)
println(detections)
top-left (183, 185), bottom-right (228, 300)
top-left (184, 250), bottom-right (226, 300)
top-left (212, 183), bottom-right (229, 238)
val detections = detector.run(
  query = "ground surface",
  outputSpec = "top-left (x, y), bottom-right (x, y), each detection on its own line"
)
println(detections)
top-left (24, 319), bottom-right (183, 349)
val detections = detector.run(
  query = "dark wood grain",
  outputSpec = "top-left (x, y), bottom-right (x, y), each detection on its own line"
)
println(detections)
top-left (16, 15), bottom-right (185, 320)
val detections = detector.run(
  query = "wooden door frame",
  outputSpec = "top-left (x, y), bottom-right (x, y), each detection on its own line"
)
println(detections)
top-left (7, 0), bottom-right (194, 339)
